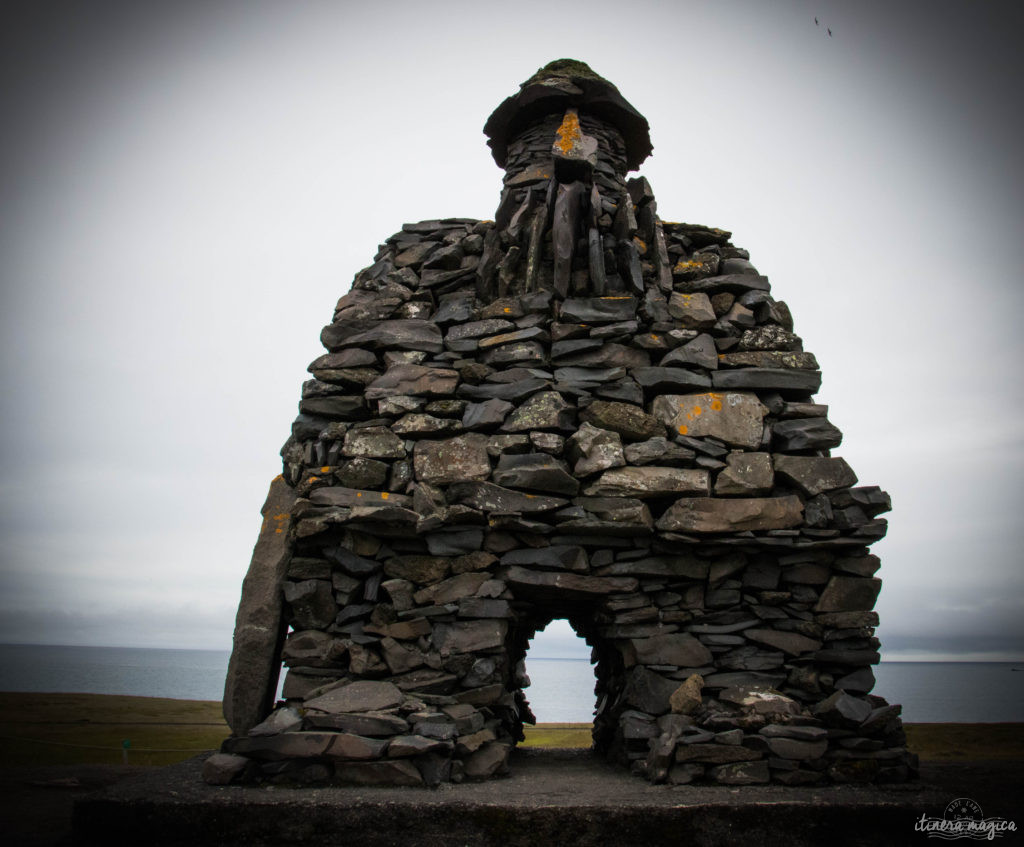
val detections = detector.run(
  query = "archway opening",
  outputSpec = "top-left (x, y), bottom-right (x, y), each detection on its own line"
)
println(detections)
top-left (499, 593), bottom-right (628, 758)
top-left (520, 619), bottom-right (594, 744)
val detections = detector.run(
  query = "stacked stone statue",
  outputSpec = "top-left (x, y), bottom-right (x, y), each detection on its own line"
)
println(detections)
top-left (212, 60), bottom-right (915, 788)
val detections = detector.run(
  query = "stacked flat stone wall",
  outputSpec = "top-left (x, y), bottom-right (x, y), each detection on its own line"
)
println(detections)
top-left (213, 60), bottom-right (913, 790)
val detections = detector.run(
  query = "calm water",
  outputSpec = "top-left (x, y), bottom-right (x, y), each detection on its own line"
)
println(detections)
top-left (0, 644), bottom-right (231, 701)
top-left (523, 658), bottom-right (1024, 724)
top-left (1, 644), bottom-right (1022, 723)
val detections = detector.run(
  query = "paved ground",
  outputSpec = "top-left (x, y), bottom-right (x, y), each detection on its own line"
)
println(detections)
top-left (2, 751), bottom-right (1021, 846)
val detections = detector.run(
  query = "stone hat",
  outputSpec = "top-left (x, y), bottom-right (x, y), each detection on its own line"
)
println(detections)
top-left (484, 59), bottom-right (653, 171)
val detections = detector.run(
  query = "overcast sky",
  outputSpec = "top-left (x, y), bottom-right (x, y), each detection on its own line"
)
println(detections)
top-left (1, 0), bottom-right (1021, 661)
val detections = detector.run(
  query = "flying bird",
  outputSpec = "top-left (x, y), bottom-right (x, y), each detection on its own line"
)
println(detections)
top-left (828, 27), bottom-right (832, 36)
top-left (815, 16), bottom-right (819, 25)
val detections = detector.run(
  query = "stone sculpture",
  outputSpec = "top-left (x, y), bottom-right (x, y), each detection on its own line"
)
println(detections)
top-left (211, 59), bottom-right (915, 788)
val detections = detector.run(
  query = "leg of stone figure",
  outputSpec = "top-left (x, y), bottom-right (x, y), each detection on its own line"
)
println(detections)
top-left (223, 475), bottom-right (295, 736)
top-left (553, 181), bottom-right (585, 298)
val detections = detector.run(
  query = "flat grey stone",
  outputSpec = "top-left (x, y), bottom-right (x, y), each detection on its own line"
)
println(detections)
top-left (657, 496), bottom-right (803, 533)
top-left (304, 681), bottom-right (405, 714)
top-left (583, 466), bottom-right (709, 499)
top-left (223, 477), bottom-right (296, 736)
top-left (774, 455), bottom-right (858, 496)
top-left (651, 392), bottom-right (766, 449)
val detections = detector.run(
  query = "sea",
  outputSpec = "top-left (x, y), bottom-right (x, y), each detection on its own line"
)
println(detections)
top-left (1, 644), bottom-right (1022, 724)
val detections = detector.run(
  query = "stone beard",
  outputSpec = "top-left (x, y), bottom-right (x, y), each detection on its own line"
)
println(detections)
top-left (214, 59), bottom-right (911, 790)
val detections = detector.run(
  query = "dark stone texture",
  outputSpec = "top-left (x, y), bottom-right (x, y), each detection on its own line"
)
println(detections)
top-left (579, 400), bottom-right (664, 441)
top-left (657, 496), bottom-right (803, 533)
top-left (227, 62), bottom-right (903, 790)
top-left (493, 452), bottom-right (580, 495)
top-left (560, 297), bottom-right (637, 324)
top-left (772, 419), bottom-right (844, 451)
top-left (223, 479), bottom-right (295, 736)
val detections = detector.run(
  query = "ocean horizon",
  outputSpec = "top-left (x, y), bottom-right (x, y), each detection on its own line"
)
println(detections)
top-left (1, 643), bottom-right (1022, 724)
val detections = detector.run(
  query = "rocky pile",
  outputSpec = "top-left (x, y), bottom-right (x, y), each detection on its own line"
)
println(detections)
top-left (213, 59), bottom-right (914, 789)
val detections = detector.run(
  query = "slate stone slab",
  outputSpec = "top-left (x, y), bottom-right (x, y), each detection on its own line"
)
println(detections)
top-left (579, 400), bottom-right (664, 441)
top-left (304, 681), bottom-right (405, 714)
top-left (743, 628), bottom-right (822, 656)
top-left (631, 367), bottom-right (712, 393)
top-left (321, 320), bottom-right (443, 354)
top-left (493, 452), bottom-right (581, 495)
top-left (673, 273), bottom-right (771, 295)
top-left (451, 392), bottom-right (505, 423)
top-left (500, 391), bottom-right (576, 432)
top-left (560, 296), bottom-right (637, 323)
top-left (413, 434), bottom-right (491, 484)
top-left (365, 364), bottom-right (459, 399)
top-left (772, 418), bottom-right (844, 451)
top-left (657, 495), bottom-right (804, 533)
top-left (565, 422), bottom-right (626, 476)
top-left (500, 545), bottom-right (588, 572)
top-left (630, 633), bottom-right (713, 667)
top-left (504, 565), bottom-right (638, 595)
top-left (712, 368), bottom-right (822, 393)
top-left (583, 466), bottom-right (709, 498)
top-left (814, 577), bottom-right (882, 612)
top-left (447, 481), bottom-right (568, 513)
top-left (718, 351), bottom-right (819, 370)
top-left (714, 452), bottom-right (774, 496)
top-left (651, 392), bottom-right (767, 449)
top-left (343, 427), bottom-right (406, 459)
top-left (223, 476), bottom-right (295, 736)
top-left (774, 456), bottom-right (858, 496)
top-left (458, 377), bottom-right (550, 402)
top-left (667, 292), bottom-right (716, 328)
top-left (432, 620), bottom-right (509, 655)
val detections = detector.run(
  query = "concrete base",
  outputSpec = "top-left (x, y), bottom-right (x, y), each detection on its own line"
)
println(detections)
top-left (73, 750), bottom-right (1000, 847)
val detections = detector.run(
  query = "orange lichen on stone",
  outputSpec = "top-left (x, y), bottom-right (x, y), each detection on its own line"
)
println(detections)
top-left (554, 109), bottom-right (582, 155)
top-left (673, 259), bottom-right (702, 273)
top-left (678, 424), bottom-right (688, 435)
top-left (271, 511), bottom-right (290, 535)
top-left (321, 466), bottom-right (330, 473)
top-left (678, 393), bottom-right (726, 422)
top-left (381, 492), bottom-right (389, 500)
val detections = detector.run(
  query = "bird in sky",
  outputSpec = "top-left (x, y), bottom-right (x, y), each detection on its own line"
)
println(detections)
top-left (815, 16), bottom-right (819, 25)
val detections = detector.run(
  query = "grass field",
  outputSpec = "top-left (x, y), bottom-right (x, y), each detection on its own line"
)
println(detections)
top-left (0, 693), bottom-right (1020, 767)
top-left (0, 693), bottom-right (228, 766)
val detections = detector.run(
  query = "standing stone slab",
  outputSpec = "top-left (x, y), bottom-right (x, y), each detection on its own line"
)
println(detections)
top-left (223, 476), bottom-right (295, 736)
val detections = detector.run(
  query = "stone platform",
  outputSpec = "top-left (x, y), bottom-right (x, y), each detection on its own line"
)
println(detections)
top-left (72, 749), bottom-right (969, 846)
